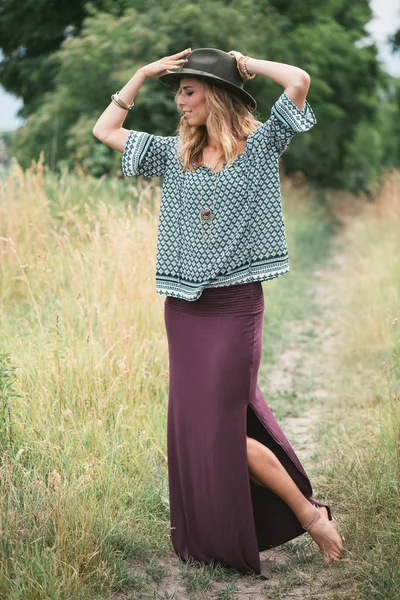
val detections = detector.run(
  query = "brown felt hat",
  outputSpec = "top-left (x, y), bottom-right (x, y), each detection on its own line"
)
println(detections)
top-left (158, 47), bottom-right (257, 110)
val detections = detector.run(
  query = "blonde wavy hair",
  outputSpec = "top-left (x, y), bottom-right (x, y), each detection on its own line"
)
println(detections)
top-left (174, 80), bottom-right (262, 172)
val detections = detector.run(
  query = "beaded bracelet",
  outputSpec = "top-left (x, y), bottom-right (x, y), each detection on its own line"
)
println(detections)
top-left (238, 55), bottom-right (256, 81)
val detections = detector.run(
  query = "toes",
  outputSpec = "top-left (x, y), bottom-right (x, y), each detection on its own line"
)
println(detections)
top-left (323, 553), bottom-right (334, 563)
top-left (323, 551), bottom-right (340, 563)
top-left (323, 542), bottom-right (343, 563)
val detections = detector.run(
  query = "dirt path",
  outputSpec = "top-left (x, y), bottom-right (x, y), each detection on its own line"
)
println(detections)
top-left (118, 244), bottom-right (351, 600)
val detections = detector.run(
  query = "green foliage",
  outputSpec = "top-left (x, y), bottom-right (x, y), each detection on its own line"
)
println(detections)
top-left (10, 2), bottom-right (264, 172)
top-left (0, 354), bottom-right (20, 450)
top-left (378, 78), bottom-right (400, 168)
top-left (0, 0), bottom-right (128, 117)
top-left (341, 120), bottom-right (385, 192)
top-left (2, 0), bottom-right (400, 189)
top-left (390, 27), bottom-right (400, 52)
top-left (0, 131), bottom-right (14, 167)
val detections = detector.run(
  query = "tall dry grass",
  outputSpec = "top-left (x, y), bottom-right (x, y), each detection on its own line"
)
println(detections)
top-left (0, 159), bottom-right (171, 598)
top-left (0, 157), bottom-right (342, 598)
top-left (324, 170), bottom-right (400, 599)
top-left (5, 155), bottom-right (397, 599)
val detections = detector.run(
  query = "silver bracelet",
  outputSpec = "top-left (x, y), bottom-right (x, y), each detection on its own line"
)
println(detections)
top-left (111, 91), bottom-right (135, 110)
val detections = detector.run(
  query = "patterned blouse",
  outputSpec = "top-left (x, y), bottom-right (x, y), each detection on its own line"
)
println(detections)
top-left (122, 91), bottom-right (316, 301)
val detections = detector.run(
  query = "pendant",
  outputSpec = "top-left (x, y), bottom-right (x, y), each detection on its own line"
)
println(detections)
top-left (200, 207), bottom-right (215, 223)
top-left (199, 207), bottom-right (215, 240)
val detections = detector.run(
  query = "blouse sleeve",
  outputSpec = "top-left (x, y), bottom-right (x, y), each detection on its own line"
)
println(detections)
top-left (122, 130), bottom-right (178, 177)
top-left (248, 91), bottom-right (317, 157)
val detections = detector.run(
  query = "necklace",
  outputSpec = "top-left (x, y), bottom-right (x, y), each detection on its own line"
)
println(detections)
top-left (197, 164), bottom-right (227, 242)
top-left (192, 159), bottom-right (224, 171)
top-left (202, 160), bottom-right (218, 170)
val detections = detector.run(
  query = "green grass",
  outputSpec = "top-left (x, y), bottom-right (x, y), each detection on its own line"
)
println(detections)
top-left (314, 171), bottom-right (400, 599)
top-left (262, 189), bottom-right (339, 361)
top-left (0, 162), bottom-right (172, 599)
top-left (4, 160), bottom-right (399, 599)
top-left (0, 163), bottom-right (339, 599)
top-left (259, 186), bottom-right (339, 420)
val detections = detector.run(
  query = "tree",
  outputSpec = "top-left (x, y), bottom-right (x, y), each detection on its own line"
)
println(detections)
top-left (0, 0), bottom-right (127, 117)
top-left (390, 28), bottom-right (400, 52)
top-left (5, 0), bottom-right (399, 191)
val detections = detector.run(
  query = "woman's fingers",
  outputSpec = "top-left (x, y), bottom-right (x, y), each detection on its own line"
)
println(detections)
top-left (142, 49), bottom-right (191, 78)
top-left (164, 60), bottom-right (188, 73)
top-left (228, 50), bottom-right (244, 62)
top-left (169, 48), bottom-right (192, 59)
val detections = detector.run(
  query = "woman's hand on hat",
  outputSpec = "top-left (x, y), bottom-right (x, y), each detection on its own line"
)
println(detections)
top-left (228, 50), bottom-right (244, 63)
top-left (228, 50), bottom-right (254, 81)
top-left (140, 48), bottom-right (192, 78)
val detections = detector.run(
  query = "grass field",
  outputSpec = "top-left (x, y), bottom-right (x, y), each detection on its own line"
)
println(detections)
top-left (320, 170), bottom-right (400, 599)
top-left (1, 159), bottom-right (172, 598)
top-left (0, 159), bottom-right (399, 599)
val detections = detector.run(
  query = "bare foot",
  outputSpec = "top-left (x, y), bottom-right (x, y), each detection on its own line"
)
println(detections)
top-left (306, 506), bottom-right (344, 563)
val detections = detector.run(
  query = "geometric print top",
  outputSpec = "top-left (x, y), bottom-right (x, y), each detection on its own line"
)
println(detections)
top-left (122, 91), bottom-right (317, 301)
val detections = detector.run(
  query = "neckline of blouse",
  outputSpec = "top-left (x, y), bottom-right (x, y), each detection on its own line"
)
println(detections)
top-left (186, 127), bottom-right (259, 174)
top-left (192, 149), bottom-right (246, 174)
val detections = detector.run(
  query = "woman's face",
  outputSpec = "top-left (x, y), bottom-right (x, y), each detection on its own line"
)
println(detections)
top-left (176, 77), bottom-right (207, 126)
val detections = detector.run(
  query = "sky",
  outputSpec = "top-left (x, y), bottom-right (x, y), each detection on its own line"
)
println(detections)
top-left (0, 0), bottom-right (399, 131)
top-left (366, 0), bottom-right (400, 75)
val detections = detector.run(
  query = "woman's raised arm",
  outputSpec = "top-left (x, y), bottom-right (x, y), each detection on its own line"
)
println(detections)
top-left (92, 69), bottom-right (148, 153)
top-left (248, 58), bottom-right (310, 109)
top-left (92, 48), bottom-right (191, 153)
top-left (229, 52), bottom-right (310, 111)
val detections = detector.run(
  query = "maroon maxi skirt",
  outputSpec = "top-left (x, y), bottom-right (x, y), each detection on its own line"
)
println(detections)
top-left (163, 280), bottom-right (331, 575)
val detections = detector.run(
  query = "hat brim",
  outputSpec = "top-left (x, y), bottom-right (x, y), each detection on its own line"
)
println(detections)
top-left (158, 69), bottom-right (257, 110)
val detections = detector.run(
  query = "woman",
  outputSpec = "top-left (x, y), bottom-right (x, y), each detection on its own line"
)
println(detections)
top-left (93, 47), bottom-right (343, 575)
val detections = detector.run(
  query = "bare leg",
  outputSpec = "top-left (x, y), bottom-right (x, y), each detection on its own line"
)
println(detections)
top-left (247, 436), bottom-right (343, 562)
